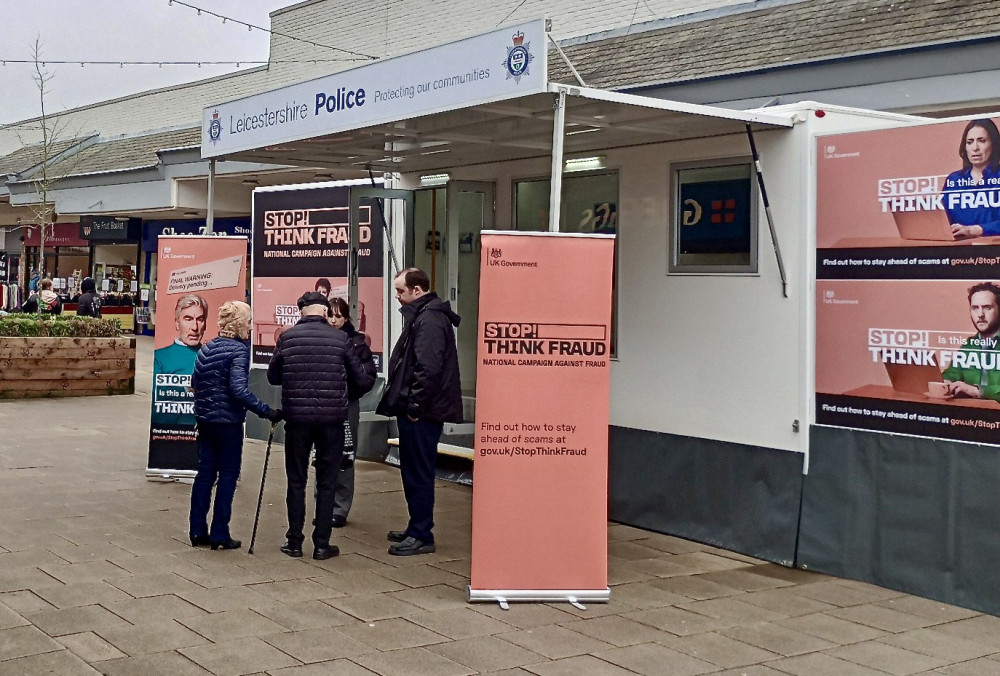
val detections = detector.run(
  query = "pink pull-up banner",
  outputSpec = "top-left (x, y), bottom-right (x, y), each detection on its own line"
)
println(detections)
top-left (468, 231), bottom-right (615, 606)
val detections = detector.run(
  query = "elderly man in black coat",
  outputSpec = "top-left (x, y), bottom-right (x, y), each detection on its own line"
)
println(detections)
top-left (267, 291), bottom-right (374, 560)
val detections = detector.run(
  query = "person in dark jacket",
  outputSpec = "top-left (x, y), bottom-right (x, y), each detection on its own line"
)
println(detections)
top-left (189, 301), bottom-right (282, 551)
top-left (76, 277), bottom-right (102, 318)
top-left (377, 268), bottom-right (462, 556)
top-left (328, 297), bottom-right (378, 527)
top-left (267, 291), bottom-right (374, 560)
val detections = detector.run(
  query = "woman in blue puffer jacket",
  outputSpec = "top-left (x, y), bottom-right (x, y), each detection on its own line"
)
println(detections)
top-left (189, 300), bottom-right (282, 550)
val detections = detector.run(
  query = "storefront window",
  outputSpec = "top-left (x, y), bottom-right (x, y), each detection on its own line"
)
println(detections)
top-left (514, 171), bottom-right (618, 356)
top-left (670, 160), bottom-right (758, 273)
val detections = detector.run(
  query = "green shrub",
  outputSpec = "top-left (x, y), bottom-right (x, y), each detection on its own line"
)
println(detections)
top-left (0, 314), bottom-right (122, 338)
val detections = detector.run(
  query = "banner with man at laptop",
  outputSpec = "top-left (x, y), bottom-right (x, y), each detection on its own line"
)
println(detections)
top-left (816, 116), bottom-right (1000, 279)
top-left (816, 279), bottom-right (1000, 444)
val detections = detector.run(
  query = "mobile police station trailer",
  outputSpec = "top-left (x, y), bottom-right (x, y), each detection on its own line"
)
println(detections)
top-left (203, 19), bottom-right (1000, 615)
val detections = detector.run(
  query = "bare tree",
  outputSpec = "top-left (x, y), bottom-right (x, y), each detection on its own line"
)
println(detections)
top-left (27, 38), bottom-right (57, 299)
top-left (16, 37), bottom-right (87, 310)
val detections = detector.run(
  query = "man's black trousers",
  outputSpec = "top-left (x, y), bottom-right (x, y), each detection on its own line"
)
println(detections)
top-left (397, 416), bottom-right (443, 543)
top-left (284, 422), bottom-right (344, 548)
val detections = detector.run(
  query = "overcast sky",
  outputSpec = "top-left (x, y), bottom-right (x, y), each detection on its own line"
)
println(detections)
top-left (0, 0), bottom-right (294, 124)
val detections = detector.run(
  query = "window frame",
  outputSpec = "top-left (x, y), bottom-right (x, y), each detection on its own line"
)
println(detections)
top-left (668, 157), bottom-right (759, 275)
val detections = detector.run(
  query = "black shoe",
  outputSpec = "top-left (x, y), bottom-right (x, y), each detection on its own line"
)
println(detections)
top-left (388, 536), bottom-right (435, 556)
top-left (189, 534), bottom-right (210, 547)
top-left (313, 545), bottom-right (340, 560)
top-left (331, 515), bottom-right (347, 528)
top-left (387, 530), bottom-right (407, 543)
top-left (210, 538), bottom-right (241, 551)
top-left (280, 541), bottom-right (303, 558)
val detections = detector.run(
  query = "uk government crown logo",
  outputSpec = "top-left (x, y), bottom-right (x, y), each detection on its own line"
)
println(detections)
top-left (207, 110), bottom-right (222, 144)
top-left (503, 31), bottom-right (534, 83)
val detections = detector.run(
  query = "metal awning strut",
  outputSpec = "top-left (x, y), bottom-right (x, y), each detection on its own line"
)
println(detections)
top-left (746, 123), bottom-right (787, 298)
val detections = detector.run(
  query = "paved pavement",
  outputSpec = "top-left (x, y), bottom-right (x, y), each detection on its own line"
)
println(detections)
top-left (2, 336), bottom-right (1000, 675)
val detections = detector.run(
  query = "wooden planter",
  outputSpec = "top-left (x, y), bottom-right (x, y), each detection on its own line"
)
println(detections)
top-left (0, 337), bottom-right (136, 398)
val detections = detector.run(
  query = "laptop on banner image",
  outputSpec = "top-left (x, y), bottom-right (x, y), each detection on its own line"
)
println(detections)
top-left (883, 362), bottom-right (945, 395)
top-left (890, 209), bottom-right (956, 241)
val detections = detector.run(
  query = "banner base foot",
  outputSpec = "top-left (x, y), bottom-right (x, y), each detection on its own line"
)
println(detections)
top-left (145, 469), bottom-right (196, 483)
top-left (466, 587), bottom-right (610, 609)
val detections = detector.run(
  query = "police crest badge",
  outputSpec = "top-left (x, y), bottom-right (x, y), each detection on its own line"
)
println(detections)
top-left (207, 110), bottom-right (222, 144)
top-left (502, 31), bottom-right (534, 83)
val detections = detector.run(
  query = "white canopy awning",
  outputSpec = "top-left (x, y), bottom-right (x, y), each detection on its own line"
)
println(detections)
top-left (213, 83), bottom-right (793, 174)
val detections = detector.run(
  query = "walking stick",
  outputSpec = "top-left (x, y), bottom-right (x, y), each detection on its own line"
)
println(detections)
top-left (248, 421), bottom-right (277, 555)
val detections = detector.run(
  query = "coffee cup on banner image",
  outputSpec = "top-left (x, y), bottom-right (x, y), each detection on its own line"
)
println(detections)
top-left (928, 381), bottom-right (949, 398)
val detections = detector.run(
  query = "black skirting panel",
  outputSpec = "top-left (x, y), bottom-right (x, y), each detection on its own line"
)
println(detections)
top-left (800, 425), bottom-right (1000, 616)
top-left (608, 426), bottom-right (804, 565)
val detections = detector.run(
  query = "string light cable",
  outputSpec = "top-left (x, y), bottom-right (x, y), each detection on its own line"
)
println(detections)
top-left (0, 58), bottom-right (368, 68)
top-left (167, 0), bottom-right (378, 61)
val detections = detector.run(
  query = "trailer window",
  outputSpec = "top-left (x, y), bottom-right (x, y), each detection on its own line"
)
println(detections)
top-left (669, 161), bottom-right (758, 274)
top-left (514, 171), bottom-right (618, 234)
top-left (513, 170), bottom-right (618, 357)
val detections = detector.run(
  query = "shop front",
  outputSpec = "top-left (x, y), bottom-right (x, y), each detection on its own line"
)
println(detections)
top-left (0, 227), bottom-right (20, 310)
top-left (60, 215), bottom-right (144, 330)
top-left (22, 222), bottom-right (90, 298)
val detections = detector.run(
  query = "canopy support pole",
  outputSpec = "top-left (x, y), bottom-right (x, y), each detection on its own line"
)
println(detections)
top-left (206, 158), bottom-right (216, 234)
top-left (369, 167), bottom-right (401, 276)
top-left (548, 89), bottom-right (567, 232)
top-left (547, 33), bottom-right (587, 87)
top-left (746, 123), bottom-right (787, 297)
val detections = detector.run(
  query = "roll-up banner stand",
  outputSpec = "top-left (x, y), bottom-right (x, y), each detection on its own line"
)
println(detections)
top-left (146, 236), bottom-right (248, 480)
top-left (468, 231), bottom-right (615, 607)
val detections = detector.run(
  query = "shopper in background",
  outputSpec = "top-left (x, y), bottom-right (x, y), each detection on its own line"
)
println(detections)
top-left (22, 278), bottom-right (62, 314)
top-left (189, 301), bottom-right (282, 551)
top-left (76, 277), bottom-right (102, 318)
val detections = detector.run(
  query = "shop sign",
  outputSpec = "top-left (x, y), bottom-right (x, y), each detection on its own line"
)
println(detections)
top-left (202, 19), bottom-right (547, 157)
top-left (80, 216), bottom-right (141, 241)
top-left (23, 223), bottom-right (89, 247)
top-left (142, 218), bottom-right (251, 251)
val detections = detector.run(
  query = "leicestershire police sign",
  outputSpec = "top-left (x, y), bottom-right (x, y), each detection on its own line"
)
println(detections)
top-left (202, 20), bottom-right (547, 158)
